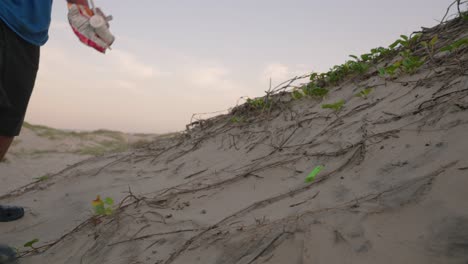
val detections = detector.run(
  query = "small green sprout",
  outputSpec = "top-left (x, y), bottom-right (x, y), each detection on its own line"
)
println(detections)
top-left (378, 68), bottom-right (386, 76)
top-left (360, 53), bottom-right (372, 62)
top-left (440, 38), bottom-right (468, 52)
top-left (24, 239), bottom-right (39, 250)
top-left (355, 87), bottom-right (373, 99)
top-left (379, 49), bottom-right (424, 77)
top-left (246, 97), bottom-right (270, 110)
top-left (420, 35), bottom-right (439, 54)
top-left (309, 72), bottom-right (318, 81)
top-left (389, 34), bottom-right (421, 50)
top-left (370, 47), bottom-right (393, 60)
top-left (322, 100), bottom-right (345, 112)
top-left (379, 61), bottom-right (401, 77)
top-left (92, 196), bottom-right (114, 216)
top-left (400, 50), bottom-right (425, 73)
top-left (291, 89), bottom-right (304, 100)
top-left (230, 116), bottom-right (245, 123)
top-left (34, 175), bottom-right (50, 182)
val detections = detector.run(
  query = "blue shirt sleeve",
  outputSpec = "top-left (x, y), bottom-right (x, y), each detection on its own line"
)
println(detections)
top-left (0, 1), bottom-right (53, 46)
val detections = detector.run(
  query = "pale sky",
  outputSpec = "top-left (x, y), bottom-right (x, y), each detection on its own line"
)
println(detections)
top-left (26, 0), bottom-right (458, 133)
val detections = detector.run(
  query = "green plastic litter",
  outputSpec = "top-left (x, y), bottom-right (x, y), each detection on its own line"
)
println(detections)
top-left (305, 165), bottom-right (324, 183)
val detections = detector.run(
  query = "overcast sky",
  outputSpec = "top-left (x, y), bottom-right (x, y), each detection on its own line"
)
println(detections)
top-left (26, 0), bottom-right (458, 133)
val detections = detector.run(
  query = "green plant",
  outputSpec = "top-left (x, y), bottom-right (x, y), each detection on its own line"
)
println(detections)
top-left (92, 196), bottom-right (114, 216)
top-left (358, 53), bottom-right (372, 62)
top-left (246, 97), bottom-right (270, 110)
top-left (309, 72), bottom-right (318, 81)
top-left (24, 239), bottom-right (39, 250)
top-left (370, 47), bottom-right (393, 60)
top-left (400, 50), bottom-right (425, 73)
top-left (326, 68), bottom-right (344, 84)
top-left (420, 35), bottom-right (439, 55)
top-left (321, 55), bottom-right (370, 85)
top-left (347, 55), bottom-right (370, 74)
top-left (306, 46), bottom-right (393, 89)
top-left (304, 31), bottom-right (429, 88)
top-left (291, 89), bottom-right (304, 100)
top-left (322, 100), bottom-right (345, 112)
top-left (230, 116), bottom-right (245, 123)
top-left (302, 83), bottom-right (329, 98)
top-left (378, 68), bottom-right (386, 77)
top-left (379, 61), bottom-right (401, 77)
top-left (308, 87), bottom-right (329, 98)
top-left (355, 87), bottom-right (373, 99)
top-left (379, 50), bottom-right (425, 76)
top-left (440, 38), bottom-right (468, 52)
top-left (34, 175), bottom-right (49, 182)
top-left (389, 34), bottom-right (421, 50)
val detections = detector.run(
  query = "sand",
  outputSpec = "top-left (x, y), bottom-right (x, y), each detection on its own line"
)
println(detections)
top-left (0, 123), bottom-right (159, 194)
top-left (1, 16), bottom-right (468, 264)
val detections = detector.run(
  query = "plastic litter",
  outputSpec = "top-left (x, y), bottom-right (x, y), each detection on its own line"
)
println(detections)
top-left (305, 165), bottom-right (323, 183)
top-left (92, 195), bottom-right (105, 215)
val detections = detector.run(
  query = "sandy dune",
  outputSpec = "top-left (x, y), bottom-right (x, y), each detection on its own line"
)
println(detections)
top-left (1, 16), bottom-right (468, 264)
top-left (0, 123), bottom-right (159, 194)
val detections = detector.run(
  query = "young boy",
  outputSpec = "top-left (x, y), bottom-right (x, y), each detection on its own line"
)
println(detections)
top-left (0, 1), bottom-right (114, 262)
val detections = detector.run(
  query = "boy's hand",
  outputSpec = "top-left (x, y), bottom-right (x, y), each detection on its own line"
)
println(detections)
top-left (67, 4), bottom-right (115, 53)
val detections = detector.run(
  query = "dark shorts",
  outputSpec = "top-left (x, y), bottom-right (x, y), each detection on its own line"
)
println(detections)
top-left (0, 19), bottom-right (40, 137)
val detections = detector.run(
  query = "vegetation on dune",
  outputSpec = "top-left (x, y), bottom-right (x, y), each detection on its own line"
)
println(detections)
top-left (219, 6), bottom-right (467, 127)
top-left (230, 116), bottom-right (246, 124)
top-left (440, 37), bottom-right (468, 52)
top-left (23, 122), bottom-right (125, 141)
top-left (18, 122), bottom-right (157, 157)
top-left (355, 87), bottom-right (373, 99)
top-left (23, 239), bottom-right (39, 251)
top-left (322, 100), bottom-right (346, 112)
top-left (34, 175), bottom-right (50, 182)
top-left (92, 196), bottom-right (115, 216)
top-left (245, 97), bottom-right (271, 111)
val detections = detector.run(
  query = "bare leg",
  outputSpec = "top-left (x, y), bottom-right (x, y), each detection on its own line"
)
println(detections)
top-left (0, 136), bottom-right (14, 161)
